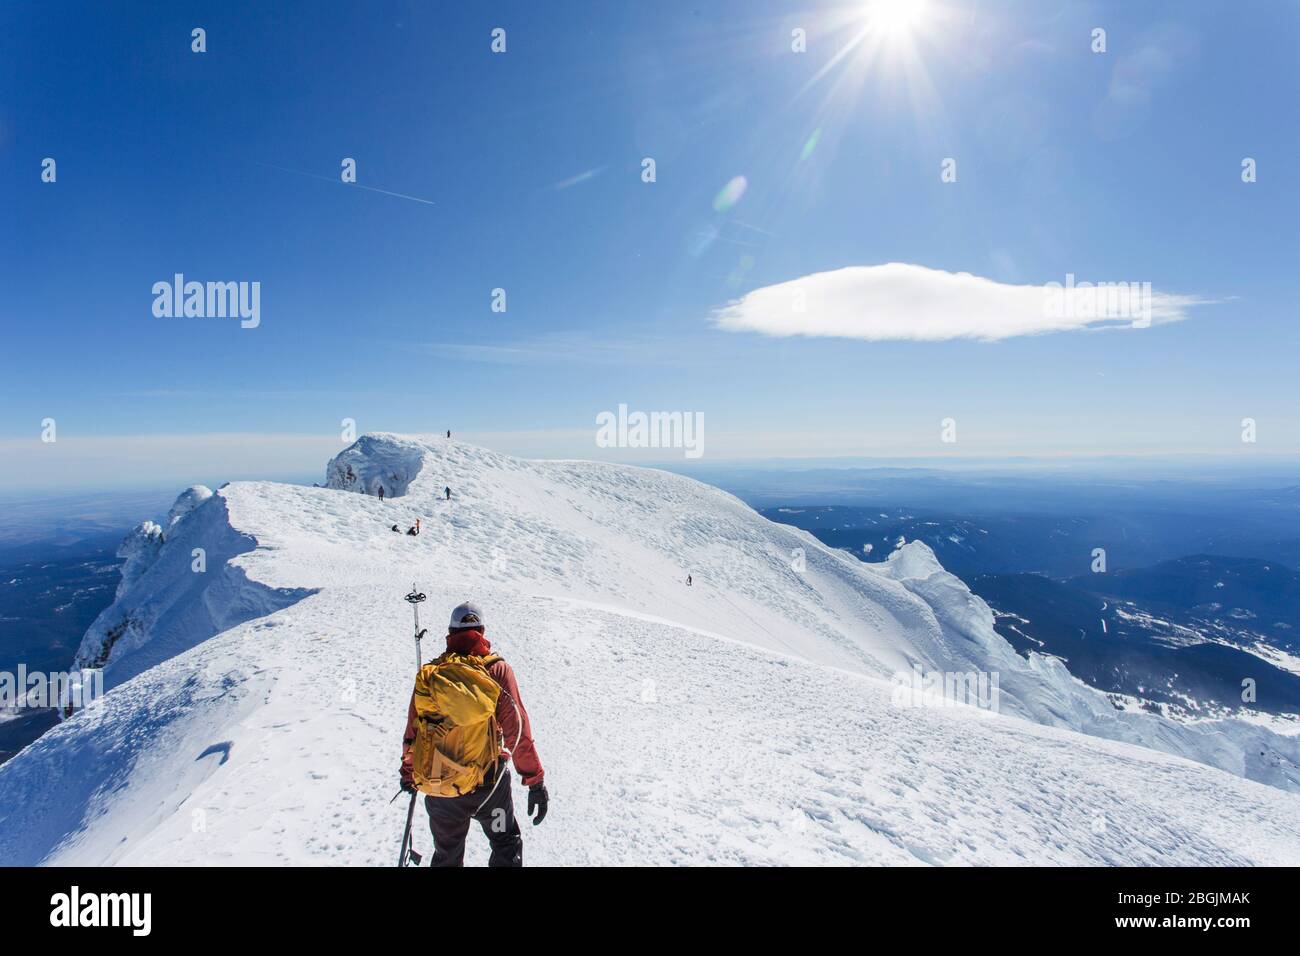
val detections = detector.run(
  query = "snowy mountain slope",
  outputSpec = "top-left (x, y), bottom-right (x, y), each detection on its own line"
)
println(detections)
top-left (1, 433), bottom-right (1298, 865)
top-left (72, 488), bottom-right (316, 689)
top-left (5, 585), bottom-right (1300, 865)
top-left (291, 435), bottom-right (1300, 788)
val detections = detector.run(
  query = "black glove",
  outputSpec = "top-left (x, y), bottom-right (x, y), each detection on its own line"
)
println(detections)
top-left (400, 777), bottom-right (416, 794)
top-left (527, 784), bottom-right (548, 826)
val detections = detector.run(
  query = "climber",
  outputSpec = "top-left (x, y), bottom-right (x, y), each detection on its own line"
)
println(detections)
top-left (406, 518), bottom-right (421, 536)
top-left (399, 602), bottom-right (547, 866)
top-left (444, 486), bottom-right (451, 501)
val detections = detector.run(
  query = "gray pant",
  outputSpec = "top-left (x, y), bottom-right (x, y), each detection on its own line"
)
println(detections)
top-left (423, 763), bottom-right (522, 867)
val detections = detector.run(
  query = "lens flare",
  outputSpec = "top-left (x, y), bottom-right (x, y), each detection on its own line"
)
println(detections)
top-left (800, 128), bottom-right (822, 162)
top-left (712, 175), bottom-right (748, 212)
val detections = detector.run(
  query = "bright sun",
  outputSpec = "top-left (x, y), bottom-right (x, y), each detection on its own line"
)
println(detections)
top-left (864, 0), bottom-right (931, 39)
top-left (795, 0), bottom-right (945, 119)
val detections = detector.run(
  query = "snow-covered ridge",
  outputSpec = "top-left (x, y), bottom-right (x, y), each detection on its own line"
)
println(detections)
top-left (2, 433), bottom-right (1298, 865)
top-left (316, 434), bottom-right (1300, 793)
top-left (72, 487), bottom-right (315, 687)
top-left (325, 433), bottom-right (428, 498)
top-left (104, 485), bottom-right (213, 604)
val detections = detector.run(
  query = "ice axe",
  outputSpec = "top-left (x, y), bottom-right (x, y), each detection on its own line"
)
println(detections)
top-left (395, 787), bottom-right (423, 867)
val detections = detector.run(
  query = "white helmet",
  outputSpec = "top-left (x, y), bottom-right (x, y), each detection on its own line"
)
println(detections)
top-left (449, 601), bottom-right (485, 631)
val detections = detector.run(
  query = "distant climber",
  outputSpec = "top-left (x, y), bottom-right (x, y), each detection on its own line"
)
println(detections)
top-left (406, 518), bottom-right (421, 536)
top-left (686, 574), bottom-right (692, 587)
top-left (392, 524), bottom-right (401, 533)
top-left (400, 601), bottom-right (547, 866)
top-left (446, 430), bottom-right (451, 439)
top-left (378, 486), bottom-right (385, 501)
top-left (444, 486), bottom-right (451, 501)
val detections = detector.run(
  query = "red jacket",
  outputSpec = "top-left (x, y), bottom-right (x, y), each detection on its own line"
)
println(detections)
top-left (400, 629), bottom-right (545, 788)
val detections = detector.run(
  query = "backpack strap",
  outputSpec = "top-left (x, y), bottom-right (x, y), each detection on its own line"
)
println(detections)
top-left (432, 651), bottom-right (501, 668)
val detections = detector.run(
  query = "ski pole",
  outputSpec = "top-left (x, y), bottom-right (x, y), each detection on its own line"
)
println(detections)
top-left (404, 585), bottom-right (427, 674)
top-left (399, 585), bottom-right (428, 867)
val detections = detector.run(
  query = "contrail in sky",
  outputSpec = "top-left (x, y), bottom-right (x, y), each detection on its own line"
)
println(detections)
top-left (256, 161), bottom-right (437, 206)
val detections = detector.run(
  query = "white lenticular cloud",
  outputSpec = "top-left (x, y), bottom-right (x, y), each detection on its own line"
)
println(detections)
top-left (712, 262), bottom-right (1207, 342)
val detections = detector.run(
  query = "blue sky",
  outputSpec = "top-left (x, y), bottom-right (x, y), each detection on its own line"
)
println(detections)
top-left (3, 1), bottom-right (1299, 491)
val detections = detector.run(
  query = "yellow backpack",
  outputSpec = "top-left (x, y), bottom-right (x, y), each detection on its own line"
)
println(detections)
top-left (409, 652), bottom-right (503, 797)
